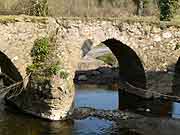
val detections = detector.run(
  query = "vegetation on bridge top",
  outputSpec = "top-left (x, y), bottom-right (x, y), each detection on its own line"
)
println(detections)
top-left (0, 15), bottom-right (180, 28)
top-left (0, 15), bottom-right (47, 24)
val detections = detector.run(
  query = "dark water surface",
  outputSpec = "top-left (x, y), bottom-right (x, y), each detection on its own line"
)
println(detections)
top-left (0, 85), bottom-right (119, 135)
top-left (0, 84), bottom-right (180, 135)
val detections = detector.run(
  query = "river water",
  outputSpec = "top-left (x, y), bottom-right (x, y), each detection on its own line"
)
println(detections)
top-left (0, 85), bottom-right (119, 135)
top-left (0, 84), bottom-right (180, 135)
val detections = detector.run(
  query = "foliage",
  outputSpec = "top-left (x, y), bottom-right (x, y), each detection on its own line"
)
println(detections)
top-left (27, 36), bottom-right (68, 80)
top-left (31, 37), bottom-right (49, 62)
top-left (49, 0), bottom-right (159, 17)
top-left (175, 43), bottom-right (180, 50)
top-left (26, 63), bottom-right (40, 73)
top-left (96, 53), bottom-right (117, 66)
top-left (49, 63), bottom-right (61, 75)
top-left (59, 70), bottom-right (69, 79)
top-left (160, 0), bottom-right (180, 21)
top-left (49, 63), bottom-right (69, 79)
top-left (29, 0), bottom-right (48, 16)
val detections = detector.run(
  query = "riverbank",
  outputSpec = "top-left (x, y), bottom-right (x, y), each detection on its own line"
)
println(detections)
top-left (74, 67), bottom-right (119, 85)
top-left (72, 107), bottom-right (180, 135)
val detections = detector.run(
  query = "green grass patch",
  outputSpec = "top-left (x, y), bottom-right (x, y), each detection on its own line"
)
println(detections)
top-left (48, 63), bottom-right (69, 79)
top-left (26, 63), bottom-right (40, 73)
top-left (96, 53), bottom-right (117, 66)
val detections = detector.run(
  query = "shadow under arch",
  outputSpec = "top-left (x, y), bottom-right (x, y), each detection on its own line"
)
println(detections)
top-left (102, 38), bottom-right (146, 89)
top-left (172, 57), bottom-right (180, 96)
top-left (0, 51), bottom-right (22, 86)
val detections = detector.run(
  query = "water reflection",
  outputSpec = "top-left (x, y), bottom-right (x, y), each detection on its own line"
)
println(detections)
top-left (1, 84), bottom-right (180, 135)
top-left (119, 90), bottom-right (180, 119)
top-left (0, 85), bottom-right (118, 135)
top-left (75, 84), bottom-right (118, 110)
top-left (73, 117), bottom-right (113, 135)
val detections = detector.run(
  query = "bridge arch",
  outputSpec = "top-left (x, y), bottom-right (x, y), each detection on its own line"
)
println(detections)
top-left (0, 51), bottom-right (22, 86)
top-left (102, 38), bottom-right (146, 89)
top-left (173, 57), bottom-right (180, 95)
top-left (79, 38), bottom-right (146, 88)
top-left (77, 38), bottom-right (147, 109)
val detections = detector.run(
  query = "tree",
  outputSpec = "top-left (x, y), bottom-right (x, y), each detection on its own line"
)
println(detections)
top-left (159, 0), bottom-right (180, 21)
top-left (29, 0), bottom-right (48, 16)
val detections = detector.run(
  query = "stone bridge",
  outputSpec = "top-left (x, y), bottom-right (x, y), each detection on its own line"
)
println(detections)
top-left (0, 16), bottom-right (179, 120)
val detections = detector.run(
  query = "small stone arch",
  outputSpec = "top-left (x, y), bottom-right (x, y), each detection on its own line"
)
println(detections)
top-left (81, 39), bottom-right (93, 57)
top-left (0, 51), bottom-right (22, 86)
top-left (102, 38), bottom-right (146, 89)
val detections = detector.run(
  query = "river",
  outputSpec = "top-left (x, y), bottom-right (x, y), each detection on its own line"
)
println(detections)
top-left (0, 84), bottom-right (180, 135)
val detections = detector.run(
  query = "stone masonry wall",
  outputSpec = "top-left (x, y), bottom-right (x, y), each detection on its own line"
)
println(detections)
top-left (0, 16), bottom-right (179, 120)
top-left (53, 18), bottom-right (180, 94)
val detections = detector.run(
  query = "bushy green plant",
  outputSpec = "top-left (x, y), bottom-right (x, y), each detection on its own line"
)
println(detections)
top-left (49, 63), bottom-right (61, 75)
top-left (59, 70), bottom-right (69, 79)
top-left (26, 63), bottom-right (40, 73)
top-left (31, 37), bottom-right (49, 62)
top-left (49, 63), bottom-right (69, 79)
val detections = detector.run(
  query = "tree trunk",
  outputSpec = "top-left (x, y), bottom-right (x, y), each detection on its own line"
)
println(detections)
top-left (137, 0), bottom-right (144, 16)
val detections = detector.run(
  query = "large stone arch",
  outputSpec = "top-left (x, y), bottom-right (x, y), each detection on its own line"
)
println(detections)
top-left (173, 57), bottom-right (180, 96)
top-left (0, 51), bottom-right (22, 85)
top-left (76, 38), bottom-right (147, 110)
top-left (102, 38), bottom-right (146, 89)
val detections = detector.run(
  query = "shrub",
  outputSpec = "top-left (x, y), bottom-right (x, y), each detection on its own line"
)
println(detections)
top-left (31, 37), bottom-right (49, 62)
top-left (49, 63), bottom-right (69, 79)
top-left (26, 63), bottom-right (40, 73)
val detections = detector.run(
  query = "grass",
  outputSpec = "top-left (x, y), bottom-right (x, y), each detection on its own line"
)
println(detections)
top-left (54, 16), bottom-right (180, 28)
top-left (0, 15), bottom-right (47, 24)
top-left (48, 63), bottom-right (69, 79)
top-left (0, 14), bottom-right (179, 28)
top-left (96, 53), bottom-right (117, 66)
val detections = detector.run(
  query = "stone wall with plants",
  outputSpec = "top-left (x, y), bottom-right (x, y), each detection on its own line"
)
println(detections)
top-left (0, 16), bottom-right (180, 120)
top-left (54, 17), bottom-right (180, 95)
